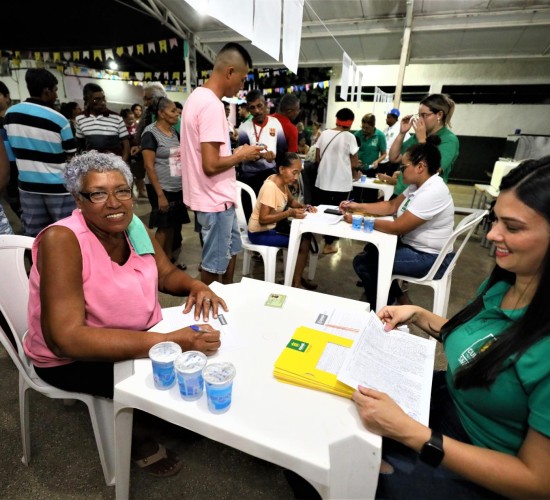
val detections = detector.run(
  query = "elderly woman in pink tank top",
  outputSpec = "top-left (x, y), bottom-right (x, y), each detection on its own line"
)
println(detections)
top-left (24, 150), bottom-right (226, 478)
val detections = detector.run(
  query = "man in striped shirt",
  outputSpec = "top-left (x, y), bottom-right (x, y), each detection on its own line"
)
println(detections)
top-left (75, 83), bottom-right (130, 162)
top-left (4, 68), bottom-right (77, 236)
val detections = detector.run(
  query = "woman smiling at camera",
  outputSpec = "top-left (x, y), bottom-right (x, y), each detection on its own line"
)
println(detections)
top-left (353, 157), bottom-right (550, 499)
top-left (341, 136), bottom-right (455, 308)
top-left (24, 151), bottom-right (226, 478)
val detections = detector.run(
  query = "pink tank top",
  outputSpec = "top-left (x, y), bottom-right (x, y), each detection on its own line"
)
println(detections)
top-left (24, 210), bottom-right (163, 367)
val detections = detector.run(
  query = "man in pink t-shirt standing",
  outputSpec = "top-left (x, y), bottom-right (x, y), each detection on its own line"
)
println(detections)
top-left (181, 42), bottom-right (263, 286)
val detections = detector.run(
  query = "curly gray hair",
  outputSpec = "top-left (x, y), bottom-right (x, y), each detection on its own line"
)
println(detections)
top-left (63, 151), bottom-right (133, 195)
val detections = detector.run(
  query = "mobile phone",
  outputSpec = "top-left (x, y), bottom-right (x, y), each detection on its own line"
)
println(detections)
top-left (324, 208), bottom-right (341, 215)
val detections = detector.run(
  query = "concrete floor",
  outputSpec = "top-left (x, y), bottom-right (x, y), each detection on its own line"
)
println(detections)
top-left (0, 184), bottom-right (495, 499)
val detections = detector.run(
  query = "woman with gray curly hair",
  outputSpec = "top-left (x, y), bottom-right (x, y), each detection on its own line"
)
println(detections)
top-left (24, 150), bottom-right (227, 478)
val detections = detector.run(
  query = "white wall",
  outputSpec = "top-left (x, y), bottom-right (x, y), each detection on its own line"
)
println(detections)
top-left (326, 60), bottom-right (550, 138)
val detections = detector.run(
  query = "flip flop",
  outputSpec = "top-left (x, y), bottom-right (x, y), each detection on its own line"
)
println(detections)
top-left (300, 277), bottom-right (318, 290)
top-left (132, 443), bottom-right (183, 478)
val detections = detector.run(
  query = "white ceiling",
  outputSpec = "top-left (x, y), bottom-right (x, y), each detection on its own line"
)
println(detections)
top-left (133, 0), bottom-right (550, 68)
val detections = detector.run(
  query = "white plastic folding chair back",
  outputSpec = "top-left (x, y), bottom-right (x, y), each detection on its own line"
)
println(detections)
top-left (391, 209), bottom-right (488, 318)
top-left (0, 235), bottom-right (115, 486)
top-left (235, 181), bottom-right (286, 282)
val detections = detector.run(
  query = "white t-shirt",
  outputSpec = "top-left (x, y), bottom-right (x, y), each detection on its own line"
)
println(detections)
top-left (238, 116), bottom-right (286, 175)
top-left (315, 129), bottom-right (359, 192)
top-left (381, 121), bottom-right (409, 164)
top-left (398, 174), bottom-right (454, 254)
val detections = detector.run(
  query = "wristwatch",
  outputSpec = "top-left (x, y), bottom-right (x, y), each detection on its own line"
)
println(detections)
top-left (419, 430), bottom-right (444, 467)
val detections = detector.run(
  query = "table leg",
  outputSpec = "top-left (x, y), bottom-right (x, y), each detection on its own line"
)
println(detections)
top-left (470, 189), bottom-right (478, 208)
top-left (375, 238), bottom-right (398, 312)
top-left (114, 404), bottom-right (134, 500)
top-left (325, 435), bottom-right (380, 499)
top-left (284, 220), bottom-right (302, 286)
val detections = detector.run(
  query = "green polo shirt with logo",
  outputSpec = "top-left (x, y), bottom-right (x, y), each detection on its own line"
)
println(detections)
top-left (443, 280), bottom-right (550, 455)
top-left (353, 128), bottom-right (386, 171)
top-left (394, 126), bottom-right (459, 195)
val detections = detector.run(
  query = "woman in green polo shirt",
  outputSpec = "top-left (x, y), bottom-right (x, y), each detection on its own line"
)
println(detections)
top-left (352, 156), bottom-right (550, 499)
top-left (389, 93), bottom-right (459, 196)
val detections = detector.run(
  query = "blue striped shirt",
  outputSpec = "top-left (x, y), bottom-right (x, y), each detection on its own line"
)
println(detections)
top-left (4, 99), bottom-right (76, 194)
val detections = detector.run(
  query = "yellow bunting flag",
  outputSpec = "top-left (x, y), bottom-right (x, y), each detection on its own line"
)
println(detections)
top-left (93, 50), bottom-right (103, 61)
top-left (137, 44), bottom-right (144, 55)
top-left (116, 47), bottom-right (125, 57)
top-left (159, 40), bottom-right (168, 53)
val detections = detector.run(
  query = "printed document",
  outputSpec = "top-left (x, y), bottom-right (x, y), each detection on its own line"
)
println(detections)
top-left (337, 311), bottom-right (435, 424)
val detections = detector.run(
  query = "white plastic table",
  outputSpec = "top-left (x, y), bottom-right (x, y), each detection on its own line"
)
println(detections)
top-left (113, 278), bottom-right (381, 499)
top-left (352, 178), bottom-right (394, 201)
top-left (284, 206), bottom-right (398, 312)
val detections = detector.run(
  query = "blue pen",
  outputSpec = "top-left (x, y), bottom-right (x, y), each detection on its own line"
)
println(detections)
top-left (190, 325), bottom-right (209, 333)
top-left (344, 198), bottom-right (354, 204)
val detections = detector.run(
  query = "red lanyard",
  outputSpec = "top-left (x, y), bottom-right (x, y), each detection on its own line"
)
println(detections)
top-left (253, 117), bottom-right (268, 144)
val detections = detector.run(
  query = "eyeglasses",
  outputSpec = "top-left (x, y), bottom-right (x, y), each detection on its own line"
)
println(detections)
top-left (400, 162), bottom-right (415, 173)
top-left (418, 112), bottom-right (434, 119)
top-left (91, 96), bottom-right (106, 103)
top-left (79, 188), bottom-right (133, 203)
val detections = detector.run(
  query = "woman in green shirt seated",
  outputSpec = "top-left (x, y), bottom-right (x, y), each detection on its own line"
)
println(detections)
top-left (389, 93), bottom-right (459, 196)
top-left (353, 156), bottom-right (550, 498)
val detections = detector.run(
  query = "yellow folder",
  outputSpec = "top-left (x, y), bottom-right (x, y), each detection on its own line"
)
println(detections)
top-left (273, 326), bottom-right (355, 398)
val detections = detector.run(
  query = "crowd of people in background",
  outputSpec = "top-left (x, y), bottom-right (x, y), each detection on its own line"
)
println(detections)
top-left (0, 63), bottom-right (463, 284)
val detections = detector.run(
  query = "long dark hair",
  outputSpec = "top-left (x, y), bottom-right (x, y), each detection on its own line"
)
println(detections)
top-left (441, 156), bottom-right (550, 389)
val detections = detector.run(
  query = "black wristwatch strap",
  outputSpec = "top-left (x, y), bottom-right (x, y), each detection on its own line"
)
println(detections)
top-left (419, 429), bottom-right (444, 467)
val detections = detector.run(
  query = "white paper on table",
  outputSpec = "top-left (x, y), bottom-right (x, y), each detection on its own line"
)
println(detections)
top-left (337, 312), bottom-right (436, 425)
top-left (303, 205), bottom-right (343, 225)
top-left (304, 307), bottom-right (370, 340)
top-left (155, 306), bottom-right (241, 353)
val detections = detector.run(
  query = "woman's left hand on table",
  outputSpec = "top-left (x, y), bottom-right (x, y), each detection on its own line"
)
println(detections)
top-left (290, 207), bottom-right (307, 219)
top-left (183, 282), bottom-right (228, 321)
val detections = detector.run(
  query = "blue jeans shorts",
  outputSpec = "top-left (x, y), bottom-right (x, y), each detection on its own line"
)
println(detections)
top-left (196, 207), bottom-right (242, 275)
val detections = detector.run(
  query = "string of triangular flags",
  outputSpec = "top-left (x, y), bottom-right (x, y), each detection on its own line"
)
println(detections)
top-left (0, 38), bottom-right (179, 68)
top-left (61, 65), bottom-right (189, 91)
top-left (1, 37), bottom-right (189, 90)
top-left (197, 66), bottom-right (330, 96)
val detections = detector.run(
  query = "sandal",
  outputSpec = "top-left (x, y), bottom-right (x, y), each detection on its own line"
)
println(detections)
top-left (132, 443), bottom-right (183, 478)
top-left (300, 277), bottom-right (318, 290)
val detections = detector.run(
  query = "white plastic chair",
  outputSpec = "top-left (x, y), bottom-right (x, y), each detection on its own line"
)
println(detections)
top-left (391, 209), bottom-right (488, 318)
top-left (235, 181), bottom-right (318, 282)
top-left (0, 235), bottom-right (115, 486)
